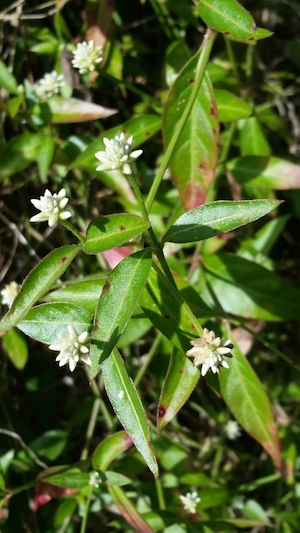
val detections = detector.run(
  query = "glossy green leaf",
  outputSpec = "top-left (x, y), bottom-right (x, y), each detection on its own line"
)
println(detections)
top-left (109, 485), bottom-right (155, 533)
top-left (0, 59), bottom-right (18, 94)
top-left (239, 117), bottom-right (271, 156)
top-left (140, 265), bottom-right (203, 351)
top-left (219, 330), bottom-right (281, 469)
top-left (0, 245), bottom-right (81, 336)
top-left (18, 303), bottom-right (93, 344)
top-left (32, 97), bottom-right (117, 124)
top-left (165, 40), bottom-right (191, 87)
top-left (43, 467), bottom-right (90, 489)
top-left (227, 156), bottom-right (300, 189)
top-left (215, 89), bottom-right (252, 121)
top-left (0, 133), bottom-right (44, 180)
top-left (70, 115), bottom-right (161, 170)
top-left (92, 431), bottom-right (133, 472)
top-left (202, 253), bottom-right (300, 320)
top-left (1, 328), bottom-right (28, 370)
top-left (45, 278), bottom-right (106, 311)
top-left (162, 200), bottom-right (280, 243)
top-left (198, 0), bottom-right (272, 42)
top-left (157, 347), bottom-right (199, 433)
top-left (37, 136), bottom-right (55, 181)
top-left (102, 349), bottom-right (158, 478)
top-left (104, 471), bottom-right (132, 487)
top-left (90, 248), bottom-right (152, 380)
top-left (84, 214), bottom-right (150, 254)
top-left (163, 55), bottom-right (219, 209)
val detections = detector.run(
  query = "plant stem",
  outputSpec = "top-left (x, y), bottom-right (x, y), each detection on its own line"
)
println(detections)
top-left (145, 27), bottom-right (217, 214)
top-left (156, 478), bottom-right (166, 510)
top-left (80, 486), bottom-right (93, 533)
top-left (134, 332), bottom-right (162, 387)
top-left (60, 219), bottom-right (85, 244)
top-left (80, 397), bottom-right (101, 460)
top-left (84, 367), bottom-right (114, 429)
top-left (127, 173), bottom-right (177, 288)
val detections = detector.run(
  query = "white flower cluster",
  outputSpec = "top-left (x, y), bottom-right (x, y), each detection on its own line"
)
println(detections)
top-left (95, 133), bottom-right (143, 175)
top-left (89, 471), bottom-right (101, 488)
top-left (34, 70), bottom-right (64, 99)
top-left (224, 420), bottom-right (241, 440)
top-left (49, 325), bottom-right (91, 372)
top-left (186, 327), bottom-right (233, 376)
top-left (72, 40), bottom-right (103, 74)
top-left (0, 281), bottom-right (20, 308)
top-left (30, 188), bottom-right (71, 227)
top-left (179, 491), bottom-right (200, 514)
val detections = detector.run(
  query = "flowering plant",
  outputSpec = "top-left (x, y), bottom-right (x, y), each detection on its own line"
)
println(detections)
top-left (0, 0), bottom-right (298, 531)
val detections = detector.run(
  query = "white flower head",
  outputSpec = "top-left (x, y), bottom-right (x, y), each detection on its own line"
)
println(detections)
top-left (49, 325), bottom-right (91, 372)
top-left (224, 420), bottom-right (241, 440)
top-left (89, 471), bottom-right (101, 488)
top-left (72, 40), bottom-right (104, 74)
top-left (34, 70), bottom-right (65, 99)
top-left (186, 327), bottom-right (233, 377)
top-left (1, 281), bottom-right (20, 308)
top-left (95, 133), bottom-right (143, 175)
top-left (179, 491), bottom-right (200, 514)
top-left (30, 188), bottom-right (71, 227)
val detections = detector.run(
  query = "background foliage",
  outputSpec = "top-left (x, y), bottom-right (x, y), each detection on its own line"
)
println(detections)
top-left (1, 0), bottom-right (300, 532)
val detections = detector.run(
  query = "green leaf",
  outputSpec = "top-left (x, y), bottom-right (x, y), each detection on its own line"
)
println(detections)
top-left (219, 330), bottom-right (281, 469)
top-left (18, 303), bottom-right (93, 344)
top-left (109, 485), bottom-right (155, 533)
top-left (92, 431), bottom-right (133, 472)
top-left (215, 89), bottom-right (252, 121)
top-left (43, 468), bottom-right (90, 489)
top-left (165, 40), bottom-right (191, 87)
top-left (202, 253), bottom-right (300, 320)
top-left (32, 97), bottom-right (117, 124)
top-left (0, 133), bottom-right (44, 180)
top-left (104, 471), bottom-right (132, 486)
top-left (239, 117), bottom-right (271, 156)
top-left (157, 347), bottom-right (199, 433)
top-left (102, 349), bottom-right (158, 478)
top-left (84, 214), bottom-right (150, 254)
top-left (0, 59), bottom-right (18, 94)
top-left (163, 55), bottom-right (219, 209)
top-left (45, 278), bottom-right (106, 311)
top-left (90, 249), bottom-right (152, 380)
top-left (37, 136), bottom-right (55, 181)
top-left (162, 200), bottom-right (280, 243)
top-left (69, 115), bottom-right (161, 170)
top-left (1, 328), bottom-right (28, 370)
top-left (0, 245), bottom-right (81, 336)
top-left (227, 156), bottom-right (300, 189)
top-left (140, 265), bottom-right (203, 351)
top-left (197, 0), bottom-right (272, 42)
top-left (29, 430), bottom-right (68, 461)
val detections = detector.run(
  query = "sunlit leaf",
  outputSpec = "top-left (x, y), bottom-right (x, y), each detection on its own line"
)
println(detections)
top-left (163, 54), bottom-right (219, 209)
top-left (197, 0), bottom-right (272, 42)
top-left (215, 89), bottom-right (252, 121)
top-left (32, 97), bottom-right (117, 123)
top-left (227, 156), bottom-right (300, 189)
top-left (92, 431), bottom-right (133, 472)
top-left (102, 349), bottom-right (158, 477)
top-left (162, 200), bottom-right (280, 243)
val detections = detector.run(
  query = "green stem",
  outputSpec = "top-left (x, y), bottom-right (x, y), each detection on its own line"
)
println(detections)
top-left (60, 219), bottom-right (85, 244)
top-left (134, 332), bottom-right (162, 387)
top-left (84, 367), bottom-right (114, 429)
top-left (127, 173), bottom-right (177, 288)
top-left (80, 486), bottom-right (93, 533)
top-left (145, 28), bottom-right (217, 214)
top-left (156, 478), bottom-right (166, 510)
top-left (80, 398), bottom-right (101, 460)
top-left (224, 37), bottom-right (240, 85)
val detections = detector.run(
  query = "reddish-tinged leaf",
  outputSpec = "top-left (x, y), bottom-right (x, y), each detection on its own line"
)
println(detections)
top-left (157, 347), bottom-right (199, 433)
top-left (32, 97), bottom-right (117, 124)
top-left (163, 55), bottom-right (219, 210)
top-left (227, 156), bottom-right (300, 189)
top-left (102, 247), bottom-right (134, 269)
top-left (219, 330), bottom-right (281, 469)
top-left (92, 431), bottom-right (133, 472)
top-left (109, 485), bottom-right (155, 533)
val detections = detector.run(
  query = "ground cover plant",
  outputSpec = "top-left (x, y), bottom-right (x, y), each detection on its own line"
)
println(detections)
top-left (1, 0), bottom-right (300, 531)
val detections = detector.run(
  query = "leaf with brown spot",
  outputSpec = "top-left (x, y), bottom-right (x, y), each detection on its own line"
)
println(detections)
top-left (163, 53), bottom-right (219, 210)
